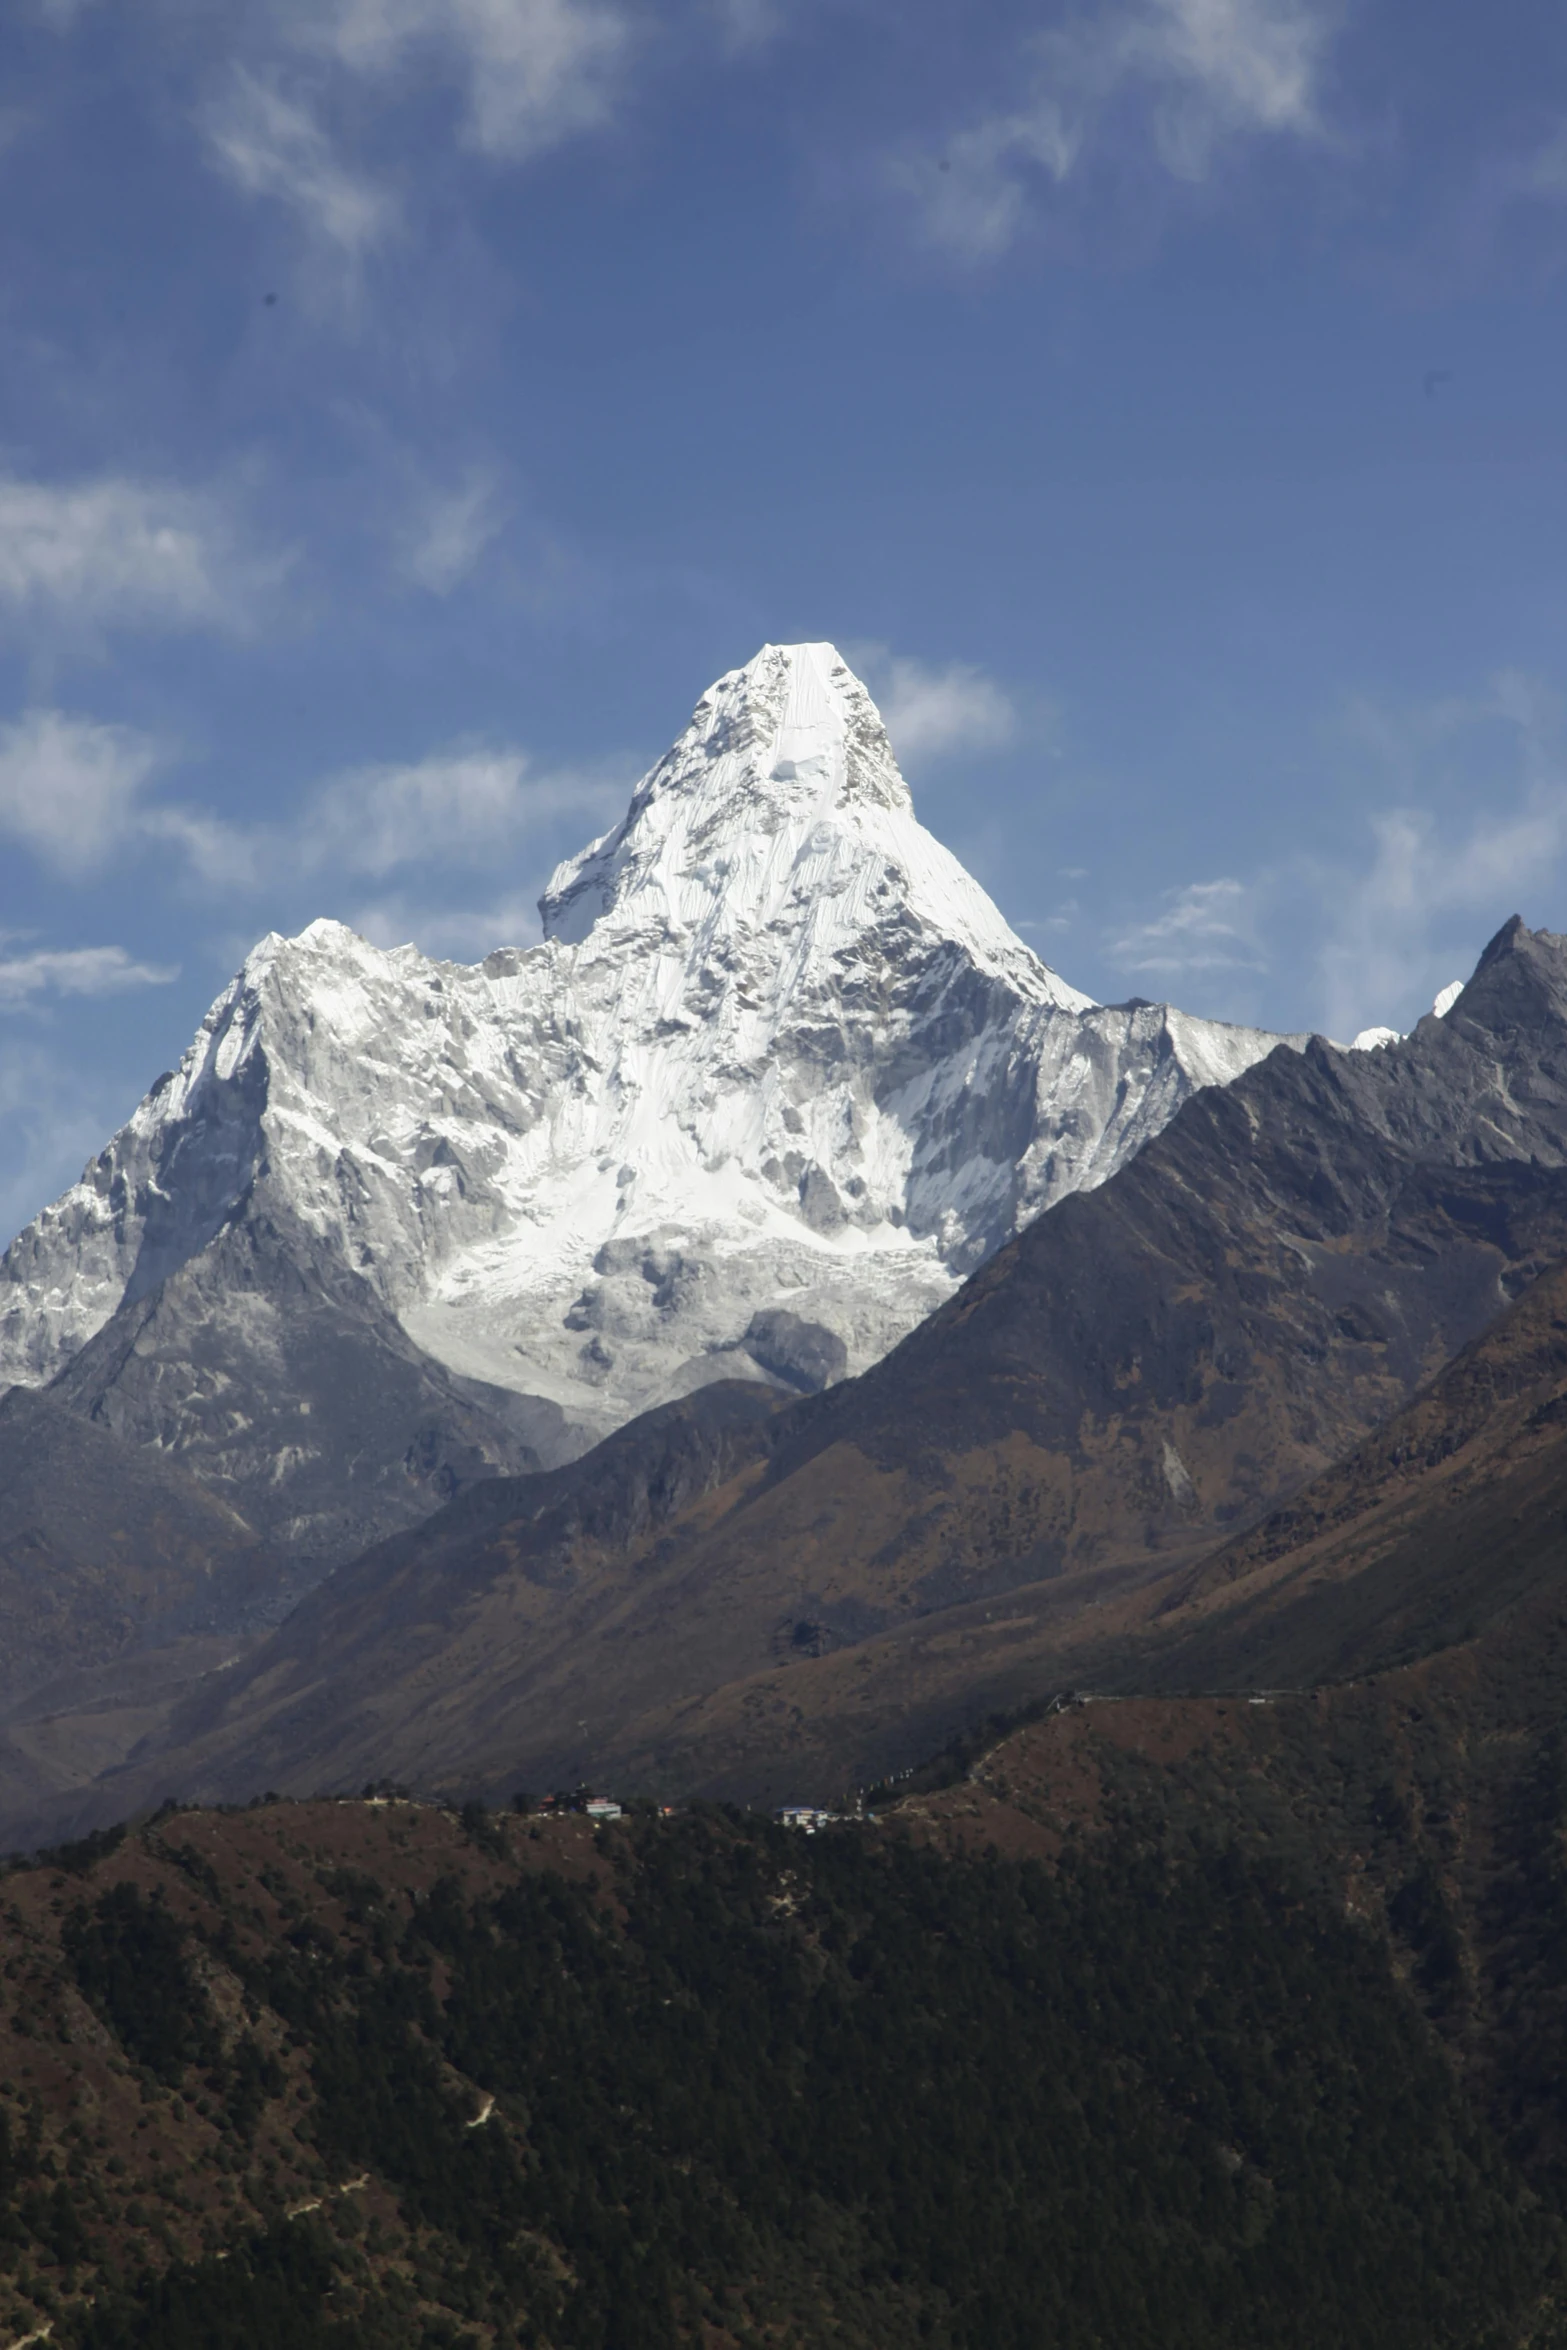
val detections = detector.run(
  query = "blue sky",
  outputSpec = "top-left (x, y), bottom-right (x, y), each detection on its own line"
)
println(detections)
top-left (1, 0), bottom-right (1566, 1239)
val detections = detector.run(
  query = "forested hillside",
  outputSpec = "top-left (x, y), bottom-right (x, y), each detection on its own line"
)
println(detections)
top-left (0, 1788), bottom-right (1563, 2348)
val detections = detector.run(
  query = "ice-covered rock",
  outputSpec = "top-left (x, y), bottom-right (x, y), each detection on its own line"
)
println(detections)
top-left (0, 643), bottom-right (1299, 1457)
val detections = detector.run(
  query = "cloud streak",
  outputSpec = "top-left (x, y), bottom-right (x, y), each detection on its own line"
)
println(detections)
top-left (1315, 794), bottom-right (1567, 1043)
top-left (856, 650), bottom-right (1017, 766)
top-left (0, 945), bottom-right (178, 1003)
top-left (397, 468), bottom-right (508, 593)
top-left (900, 0), bottom-right (1336, 259)
top-left (0, 711), bottom-right (162, 880)
top-left (304, 742), bottom-right (622, 878)
top-left (202, 68), bottom-right (397, 276)
top-left (1105, 673), bottom-right (1567, 1039)
top-left (0, 706), bottom-right (625, 952)
top-left (1305, 671), bottom-right (1566, 1040)
top-left (193, 2), bottom-right (637, 292)
top-left (317, 0), bottom-right (634, 158)
top-left (0, 474), bottom-right (271, 637)
top-left (1110, 874), bottom-right (1264, 976)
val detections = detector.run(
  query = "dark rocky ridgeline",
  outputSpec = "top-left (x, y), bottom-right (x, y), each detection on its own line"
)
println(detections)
top-left (0, 1788), bottom-right (1561, 2348)
top-left (74, 917), bottom-right (1567, 1821)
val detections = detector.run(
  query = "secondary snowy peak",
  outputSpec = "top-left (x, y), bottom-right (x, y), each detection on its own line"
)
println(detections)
top-left (542, 642), bottom-right (1088, 1011)
top-left (1350, 980), bottom-right (1465, 1053)
top-left (0, 642), bottom-right (1296, 1451)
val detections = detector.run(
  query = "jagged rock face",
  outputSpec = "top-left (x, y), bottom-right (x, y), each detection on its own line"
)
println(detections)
top-left (0, 642), bottom-right (1293, 1470)
top-left (43, 1208), bottom-right (549, 1566)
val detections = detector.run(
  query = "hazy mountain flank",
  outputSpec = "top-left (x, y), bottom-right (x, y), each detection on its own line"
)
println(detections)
top-left (28, 912), bottom-right (1564, 1836)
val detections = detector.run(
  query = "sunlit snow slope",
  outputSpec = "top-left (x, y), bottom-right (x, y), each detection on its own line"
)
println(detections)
top-left (0, 644), bottom-right (1297, 1451)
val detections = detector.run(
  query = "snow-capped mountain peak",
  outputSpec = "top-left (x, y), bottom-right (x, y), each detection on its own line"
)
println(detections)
top-left (542, 642), bottom-right (1084, 1010)
top-left (0, 642), bottom-right (1298, 1482)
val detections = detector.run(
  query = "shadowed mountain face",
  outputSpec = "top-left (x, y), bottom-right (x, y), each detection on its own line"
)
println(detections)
top-left (0, 1387), bottom-right (282, 1716)
top-left (44, 1206), bottom-right (548, 1569)
top-left (0, 1212), bottom-right (556, 1850)
top-left (34, 913), bottom-right (1567, 1834)
top-left (1122, 1247), bottom-right (1567, 1694)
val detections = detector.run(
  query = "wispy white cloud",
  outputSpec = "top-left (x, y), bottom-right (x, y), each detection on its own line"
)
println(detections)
top-left (899, 0), bottom-right (1336, 259)
top-left (0, 708), bottom-right (267, 890)
top-left (1106, 672), bottom-right (1567, 1038)
top-left (0, 710), bottom-right (161, 880)
top-left (201, 68), bottom-right (397, 276)
top-left (304, 742), bottom-right (623, 876)
top-left (349, 888), bottom-right (545, 955)
top-left (397, 467), bottom-right (507, 593)
top-left (1316, 794), bottom-right (1566, 1042)
top-left (1110, 874), bottom-right (1265, 976)
top-left (1136, 0), bottom-right (1326, 156)
top-left (709, 0), bottom-right (781, 53)
top-left (195, 3), bottom-right (634, 293)
top-left (139, 805), bottom-right (266, 893)
top-left (0, 473), bottom-right (270, 637)
top-left (855, 649), bottom-right (1017, 766)
top-left (0, 701), bottom-right (624, 914)
top-left (0, 944), bottom-right (178, 1003)
top-left (303, 0), bottom-right (634, 160)
top-left (1313, 677), bottom-right (1567, 1038)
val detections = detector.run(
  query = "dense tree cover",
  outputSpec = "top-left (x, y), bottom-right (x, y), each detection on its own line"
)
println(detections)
top-left (76, 2224), bottom-right (366, 2350)
top-left (63, 1882), bottom-right (219, 2085)
top-left (48, 1811), bottom-right (1567, 2350)
top-left (0, 2104), bottom-right (90, 2280)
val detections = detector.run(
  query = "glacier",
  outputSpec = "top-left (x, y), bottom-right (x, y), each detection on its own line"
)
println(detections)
top-left (0, 642), bottom-right (1300, 1488)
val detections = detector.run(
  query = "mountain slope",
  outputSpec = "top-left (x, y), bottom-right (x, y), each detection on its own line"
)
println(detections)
top-left (0, 1795), bottom-right (1556, 2350)
top-left (894, 1532), bottom-right (1567, 2205)
top-left (0, 644), bottom-right (1291, 1546)
top-left (49, 914), bottom-right (1567, 1826)
top-left (0, 1385), bottom-right (280, 1712)
top-left (1123, 1246), bottom-right (1567, 1692)
top-left (45, 1204), bottom-right (548, 1565)
top-left (0, 1387), bottom-right (298, 1841)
